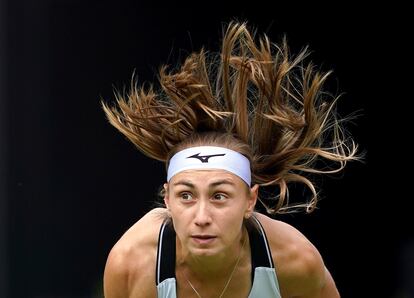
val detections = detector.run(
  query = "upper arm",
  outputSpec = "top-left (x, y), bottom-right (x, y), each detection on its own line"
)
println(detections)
top-left (103, 244), bottom-right (158, 298)
top-left (287, 242), bottom-right (340, 298)
top-left (320, 267), bottom-right (340, 298)
top-left (288, 250), bottom-right (340, 298)
top-left (103, 208), bottom-right (167, 298)
top-left (253, 213), bottom-right (340, 298)
top-left (103, 248), bottom-right (130, 298)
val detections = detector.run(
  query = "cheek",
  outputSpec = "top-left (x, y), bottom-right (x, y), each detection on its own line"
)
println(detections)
top-left (218, 210), bottom-right (244, 235)
top-left (170, 217), bottom-right (186, 240)
top-left (169, 209), bottom-right (191, 233)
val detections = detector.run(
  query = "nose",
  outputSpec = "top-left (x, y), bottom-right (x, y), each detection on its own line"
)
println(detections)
top-left (194, 200), bottom-right (212, 227)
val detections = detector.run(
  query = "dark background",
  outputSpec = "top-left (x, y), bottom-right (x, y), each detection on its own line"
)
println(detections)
top-left (0, 1), bottom-right (411, 297)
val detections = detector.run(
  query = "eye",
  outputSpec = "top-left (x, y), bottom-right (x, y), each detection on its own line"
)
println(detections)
top-left (213, 193), bottom-right (227, 201)
top-left (180, 192), bottom-right (193, 201)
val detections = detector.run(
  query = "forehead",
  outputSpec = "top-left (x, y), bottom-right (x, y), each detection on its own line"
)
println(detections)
top-left (170, 169), bottom-right (243, 186)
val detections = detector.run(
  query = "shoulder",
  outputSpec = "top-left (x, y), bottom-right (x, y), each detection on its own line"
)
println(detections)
top-left (103, 208), bottom-right (168, 298)
top-left (254, 212), bottom-right (339, 297)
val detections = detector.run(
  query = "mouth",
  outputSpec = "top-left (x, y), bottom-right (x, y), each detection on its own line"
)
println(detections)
top-left (191, 235), bottom-right (217, 245)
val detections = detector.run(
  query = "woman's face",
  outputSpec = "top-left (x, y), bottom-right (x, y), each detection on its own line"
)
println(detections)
top-left (164, 169), bottom-right (258, 257)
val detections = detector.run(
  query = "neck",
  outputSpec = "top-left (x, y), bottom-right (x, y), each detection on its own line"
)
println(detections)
top-left (176, 228), bottom-right (248, 280)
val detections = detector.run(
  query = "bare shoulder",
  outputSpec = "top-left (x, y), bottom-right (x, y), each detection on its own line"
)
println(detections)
top-left (103, 208), bottom-right (168, 298)
top-left (254, 212), bottom-right (340, 297)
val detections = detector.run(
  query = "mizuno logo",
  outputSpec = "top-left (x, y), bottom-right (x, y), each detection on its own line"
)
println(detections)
top-left (187, 153), bottom-right (226, 163)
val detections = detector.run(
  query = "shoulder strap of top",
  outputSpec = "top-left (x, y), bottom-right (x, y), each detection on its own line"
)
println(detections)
top-left (156, 219), bottom-right (176, 285)
top-left (248, 216), bottom-right (275, 270)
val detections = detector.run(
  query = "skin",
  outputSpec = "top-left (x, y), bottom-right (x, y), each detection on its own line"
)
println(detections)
top-left (104, 169), bottom-right (340, 298)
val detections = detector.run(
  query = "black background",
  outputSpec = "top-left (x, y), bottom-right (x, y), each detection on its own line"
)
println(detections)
top-left (1, 1), bottom-right (411, 297)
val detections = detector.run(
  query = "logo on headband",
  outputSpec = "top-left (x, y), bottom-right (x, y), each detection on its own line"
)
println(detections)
top-left (187, 153), bottom-right (226, 163)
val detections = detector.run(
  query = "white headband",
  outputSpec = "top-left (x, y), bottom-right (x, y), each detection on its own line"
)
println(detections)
top-left (167, 146), bottom-right (251, 186)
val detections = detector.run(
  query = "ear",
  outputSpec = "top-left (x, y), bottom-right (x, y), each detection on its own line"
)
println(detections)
top-left (247, 184), bottom-right (259, 214)
top-left (163, 183), bottom-right (170, 209)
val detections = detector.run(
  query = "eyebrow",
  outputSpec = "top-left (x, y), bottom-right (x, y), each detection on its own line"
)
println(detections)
top-left (172, 179), bottom-right (236, 188)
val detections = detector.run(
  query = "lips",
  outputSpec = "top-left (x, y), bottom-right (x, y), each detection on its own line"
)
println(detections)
top-left (191, 235), bottom-right (217, 245)
top-left (192, 235), bottom-right (216, 239)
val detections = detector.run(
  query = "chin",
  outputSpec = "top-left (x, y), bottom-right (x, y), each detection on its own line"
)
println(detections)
top-left (189, 244), bottom-right (221, 257)
top-left (191, 249), bottom-right (218, 258)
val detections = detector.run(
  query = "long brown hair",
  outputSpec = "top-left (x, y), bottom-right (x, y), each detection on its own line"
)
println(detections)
top-left (102, 22), bottom-right (360, 214)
